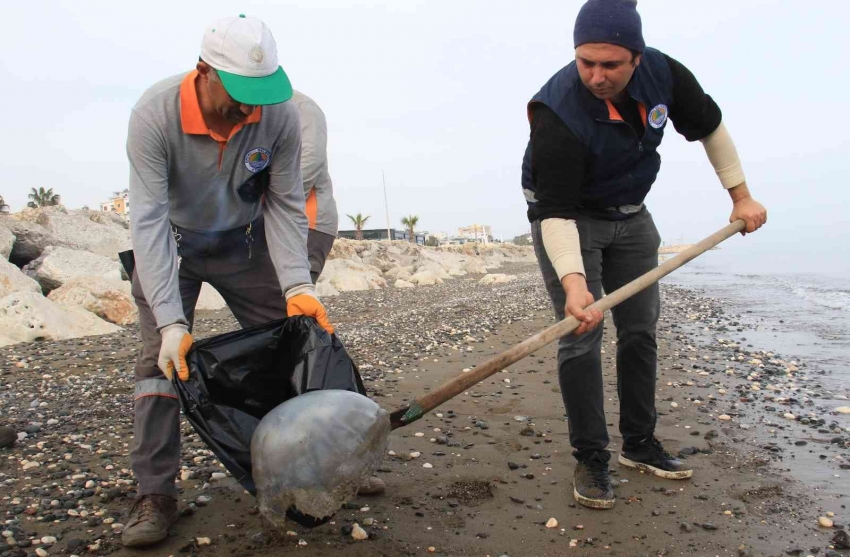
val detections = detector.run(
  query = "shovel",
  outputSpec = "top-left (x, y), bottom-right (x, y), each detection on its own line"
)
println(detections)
top-left (253, 220), bottom-right (745, 523)
top-left (388, 219), bottom-right (745, 429)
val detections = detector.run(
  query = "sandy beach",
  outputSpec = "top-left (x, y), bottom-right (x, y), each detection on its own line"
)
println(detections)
top-left (1, 264), bottom-right (848, 557)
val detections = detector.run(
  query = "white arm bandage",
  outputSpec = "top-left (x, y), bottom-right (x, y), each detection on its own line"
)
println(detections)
top-left (700, 121), bottom-right (746, 190)
top-left (541, 218), bottom-right (584, 280)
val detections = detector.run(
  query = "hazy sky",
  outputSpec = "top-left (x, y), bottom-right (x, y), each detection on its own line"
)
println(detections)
top-left (2, 1), bottom-right (848, 272)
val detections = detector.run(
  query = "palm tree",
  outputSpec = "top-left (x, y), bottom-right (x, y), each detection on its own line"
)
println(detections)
top-left (27, 187), bottom-right (61, 208)
top-left (400, 215), bottom-right (419, 243)
top-left (347, 213), bottom-right (371, 241)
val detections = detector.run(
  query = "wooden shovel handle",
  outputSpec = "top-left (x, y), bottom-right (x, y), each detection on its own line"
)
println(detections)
top-left (389, 220), bottom-right (745, 429)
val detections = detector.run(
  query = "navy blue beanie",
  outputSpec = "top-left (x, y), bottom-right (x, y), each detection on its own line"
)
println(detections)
top-left (574, 0), bottom-right (645, 53)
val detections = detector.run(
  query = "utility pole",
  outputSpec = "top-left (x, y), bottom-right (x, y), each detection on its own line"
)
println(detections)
top-left (382, 171), bottom-right (391, 241)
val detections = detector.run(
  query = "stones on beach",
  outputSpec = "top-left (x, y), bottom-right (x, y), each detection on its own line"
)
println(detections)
top-left (835, 406), bottom-right (850, 415)
top-left (0, 291), bottom-right (121, 347)
top-left (0, 426), bottom-right (16, 448)
top-left (818, 516), bottom-right (834, 528)
top-left (479, 273), bottom-right (517, 285)
top-left (545, 517), bottom-right (558, 528)
top-left (351, 523), bottom-right (369, 540)
top-left (718, 415), bottom-right (732, 421)
top-left (23, 246), bottom-right (124, 293)
top-left (48, 277), bottom-right (137, 325)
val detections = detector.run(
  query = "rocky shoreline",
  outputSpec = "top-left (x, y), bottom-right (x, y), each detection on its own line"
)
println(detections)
top-left (0, 264), bottom-right (848, 556)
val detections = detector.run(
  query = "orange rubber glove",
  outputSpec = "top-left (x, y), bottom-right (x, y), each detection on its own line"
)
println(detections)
top-left (287, 293), bottom-right (335, 335)
top-left (158, 324), bottom-right (193, 381)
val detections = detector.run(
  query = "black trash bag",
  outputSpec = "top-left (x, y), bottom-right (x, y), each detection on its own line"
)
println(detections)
top-left (174, 316), bottom-right (365, 500)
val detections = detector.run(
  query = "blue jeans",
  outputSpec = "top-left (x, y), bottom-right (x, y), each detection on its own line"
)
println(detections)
top-left (531, 208), bottom-right (661, 462)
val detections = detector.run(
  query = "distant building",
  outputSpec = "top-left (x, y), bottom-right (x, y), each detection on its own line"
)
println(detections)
top-left (457, 223), bottom-right (492, 244)
top-left (101, 191), bottom-right (130, 220)
top-left (338, 228), bottom-right (425, 245)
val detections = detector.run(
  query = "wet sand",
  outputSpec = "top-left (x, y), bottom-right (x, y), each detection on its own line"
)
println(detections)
top-left (0, 264), bottom-right (847, 556)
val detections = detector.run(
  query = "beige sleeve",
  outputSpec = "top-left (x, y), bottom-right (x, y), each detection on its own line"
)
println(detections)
top-left (541, 218), bottom-right (584, 280)
top-left (700, 121), bottom-right (746, 190)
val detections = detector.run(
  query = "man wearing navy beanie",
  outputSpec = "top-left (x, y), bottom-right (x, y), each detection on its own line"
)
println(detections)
top-left (520, 0), bottom-right (767, 509)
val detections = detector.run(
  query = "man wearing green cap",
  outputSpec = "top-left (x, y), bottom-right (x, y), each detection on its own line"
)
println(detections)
top-left (123, 15), bottom-right (338, 547)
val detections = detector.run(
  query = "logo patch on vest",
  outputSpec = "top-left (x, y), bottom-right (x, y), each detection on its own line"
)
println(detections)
top-left (648, 104), bottom-right (668, 129)
top-left (244, 147), bottom-right (271, 173)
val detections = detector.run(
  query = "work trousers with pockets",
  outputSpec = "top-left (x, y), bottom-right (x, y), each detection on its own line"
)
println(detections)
top-left (306, 229), bottom-right (335, 284)
top-left (531, 208), bottom-right (661, 464)
top-left (130, 215), bottom-right (288, 497)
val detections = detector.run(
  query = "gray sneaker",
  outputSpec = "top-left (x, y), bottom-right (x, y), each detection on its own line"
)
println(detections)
top-left (573, 460), bottom-right (615, 509)
top-left (619, 438), bottom-right (694, 480)
top-left (121, 494), bottom-right (178, 547)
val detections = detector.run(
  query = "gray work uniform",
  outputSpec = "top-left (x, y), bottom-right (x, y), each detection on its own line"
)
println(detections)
top-left (126, 71), bottom-right (311, 497)
top-left (291, 91), bottom-right (338, 282)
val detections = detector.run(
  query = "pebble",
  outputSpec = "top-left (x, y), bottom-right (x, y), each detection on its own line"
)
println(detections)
top-left (545, 518), bottom-right (558, 528)
top-left (41, 536), bottom-right (57, 545)
top-left (197, 537), bottom-right (211, 545)
top-left (670, 402), bottom-right (679, 408)
top-left (0, 426), bottom-right (17, 448)
top-left (423, 462), bottom-right (433, 469)
top-left (784, 413), bottom-right (796, 420)
top-left (414, 432), bottom-right (425, 437)
top-left (409, 451), bottom-right (421, 459)
top-left (35, 549), bottom-right (48, 557)
top-left (836, 406), bottom-right (850, 415)
top-left (351, 523), bottom-right (369, 540)
top-left (210, 472), bottom-right (226, 481)
top-left (818, 516), bottom-right (834, 528)
top-left (718, 415), bottom-right (732, 421)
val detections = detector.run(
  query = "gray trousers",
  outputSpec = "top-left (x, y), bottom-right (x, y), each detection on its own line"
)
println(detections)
top-left (130, 217), bottom-right (287, 497)
top-left (531, 208), bottom-right (661, 463)
top-left (307, 229), bottom-right (335, 284)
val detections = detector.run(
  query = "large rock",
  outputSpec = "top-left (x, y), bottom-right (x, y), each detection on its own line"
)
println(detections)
top-left (315, 280), bottom-right (340, 298)
top-left (13, 206), bottom-right (131, 262)
top-left (88, 209), bottom-right (129, 230)
top-left (47, 277), bottom-right (137, 326)
top-left (479, 273), bottom-right (517, 285)
top-left (0, 291), bottom-right (121, 347)
top-left (319, 259), bottom-right (387, 292)
top-left (0, 258), bottom-right (42, 298)
top-left (407, 270), bottom-right (444, 286)
top-left (24, 246), bottom-right (123, 293)
top-left (196, 283), bottom-right (227, 310)
top-left (0, 219), bottom-right (64, 266)
top-left (0, 224), bottom-right (14, 260)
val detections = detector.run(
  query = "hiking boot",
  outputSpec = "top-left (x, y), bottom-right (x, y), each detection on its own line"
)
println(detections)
top-left (121, 494), bottom-right (178, 547)
top-left (619, 438), bottom-right (694, 480)
top-left (357, 476), bottom-right (386, 496)
top-left (573, 459), bottom-right (615, 509)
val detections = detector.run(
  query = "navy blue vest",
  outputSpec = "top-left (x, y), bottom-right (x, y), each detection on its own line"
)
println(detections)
top-left (521, 47), bottom-right (673, 216)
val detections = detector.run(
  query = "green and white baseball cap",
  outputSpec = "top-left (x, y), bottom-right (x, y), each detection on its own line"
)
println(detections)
top-left (200, 14), bottom-right (293, 105)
